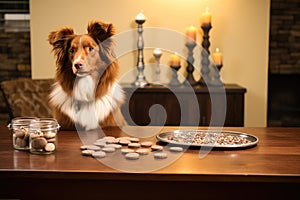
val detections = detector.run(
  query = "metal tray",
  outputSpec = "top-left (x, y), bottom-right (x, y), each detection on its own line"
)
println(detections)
top-left (156, 130), bottom-right (259, 148)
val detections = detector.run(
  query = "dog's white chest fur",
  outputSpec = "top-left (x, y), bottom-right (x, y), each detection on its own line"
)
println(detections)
top-left (49, 77), bottom-right (125, 130)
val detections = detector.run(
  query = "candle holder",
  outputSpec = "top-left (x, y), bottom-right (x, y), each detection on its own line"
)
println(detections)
top-left (210, 63), bottom-right (224, 86)
top-left (184, 41), bottom-right (197, 86)
top-left (198, 24), bottom-right (212, 86)
top-left (133, 18), bottom-right (148, 87)
top-left (153, 48), bottom-right (162, 85)
top-left (216, 64), bottom-right (223, 72)
top-left (169, 65), bottom-right (181, 86)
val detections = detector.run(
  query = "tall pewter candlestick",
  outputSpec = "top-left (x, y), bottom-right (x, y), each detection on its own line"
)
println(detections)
top-left (133, 12), bottom-right (148, 87)
top-left (153, 48), bottom-right (162, 85)
top-left (198, 24), bottom-right (212, 86)
top-left (184, 41), bottom-right (197, 86)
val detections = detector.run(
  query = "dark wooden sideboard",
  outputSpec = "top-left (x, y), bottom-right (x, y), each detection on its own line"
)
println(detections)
top-left (121, 84), bottom-right (246, 126)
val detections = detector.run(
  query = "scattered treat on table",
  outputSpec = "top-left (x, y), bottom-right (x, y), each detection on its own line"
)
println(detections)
top-left (154, 152), bottom-right (168, 159)
top-left (125, 152), bottom-right (140, 160)
top-left (81, 145), bottom-right (101, 151)
top-left (129, 137), bottom-right (140, 143)
top-left (106, 138), bottom-right (119, 144)
top-left (81, 149), bottom-right (95, 156)
top-left (136, 148), bottom-right (150, 155)
top-left (92, 151), bottom-right (106, 158)
top-left (111, 144), bottom-right (122, 149)
top-left (169, 146), bottom-right (184, 152)
top-left (80, 135), bottom-right (188, 161)
top-left (118, 136), bottom-right (131, 140)
top-left (93, 141), bottom-right (106, 147)
top-left (121, 148), bottom-right (135, 154)
top-left (141, 141), bottom-right (153, 147)
top-left (128, 143), bottom-right (141, 148)
top-left (151, 145), bottom-right (163, 151)
top-left (102, 147), bottom-right (116, 153)
top-left (119, 139), bottom-right (131, 145)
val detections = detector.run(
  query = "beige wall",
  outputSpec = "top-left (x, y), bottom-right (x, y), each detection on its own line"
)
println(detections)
top-left (30, 0), bottom-right (270, 127)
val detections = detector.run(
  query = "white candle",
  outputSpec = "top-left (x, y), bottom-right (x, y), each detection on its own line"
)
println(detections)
top-left (212, 48), bottom-right (223, 65)
top-left (170, 53), bottom-right (181, 66)
top-left (135, 11), bottom-right (146, 21)
top-left (186, 25), bottom-right (197, 42)
top-left (153, 48), bottom-right (162, 56)
top-left (201, 7), bottom-right (212, 26)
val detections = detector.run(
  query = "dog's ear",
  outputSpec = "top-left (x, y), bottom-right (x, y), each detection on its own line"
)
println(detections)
top-left (48, 27), bottom-right (74, 46)
top-left (87, 21), bottom-right (115, 43)
top-left (48, 27), bottom-right (75, 68)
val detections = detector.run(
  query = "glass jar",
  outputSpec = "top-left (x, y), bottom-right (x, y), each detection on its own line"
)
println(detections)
top-left (29, 118), bottom-right (60, 154)
top-left (9, 117), bottom-right (39, 150)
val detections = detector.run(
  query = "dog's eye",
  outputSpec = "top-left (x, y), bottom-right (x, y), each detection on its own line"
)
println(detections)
top-left (89, 47), bottom-right (94, 52)
top-left (69, 48), bottom-right (75, 54)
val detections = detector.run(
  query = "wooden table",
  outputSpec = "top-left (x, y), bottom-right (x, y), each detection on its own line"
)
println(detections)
top-left (0, 125), bottom-right (300, 199)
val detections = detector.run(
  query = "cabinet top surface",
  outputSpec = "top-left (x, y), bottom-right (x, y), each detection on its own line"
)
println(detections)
top-left (121, 83), bottom-right (246, 93)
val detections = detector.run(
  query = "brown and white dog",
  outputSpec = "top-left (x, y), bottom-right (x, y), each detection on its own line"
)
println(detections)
top-left (48, 21), bottom-right (127, 130)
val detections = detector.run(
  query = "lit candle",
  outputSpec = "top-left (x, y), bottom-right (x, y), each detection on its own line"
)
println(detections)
top-left (135, 11), bottom-right (146, 21)
top-left (153, 48), bottom-right (162, 57)
top-left (201, 7), bottom-right (212, 26)
top-left (170, 53), bottom-right (181, 66)
top-left (212, 48), bottom-right (223, 65)
top-left (186, 25), bottom-right (197, 42)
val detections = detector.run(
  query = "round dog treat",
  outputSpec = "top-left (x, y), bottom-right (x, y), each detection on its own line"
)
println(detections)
top-left (102, 147), bottom-right (116, 153)
top-left (121, 148), bottom-right (135, 154)
top-left (103, 144), bottom-right (115, 148)
top-left (44, 143), bottom-right (56, 152)
top-left (106, 138), bottom-right (119, 144)
top-left (80, 145), bottom-right (89, 150)
top-left (154, 152), bottom-right (168, 159)
top-left (129, 137), bottom-right (140, 143)
top-left (81, 149), bottom-right (95, 156)
top-left (47, 138), bottom-right (56, 143)
top-left (92, 151), bottom-right (106, 158)
top-left (93, 141), bottom-right (106, 147)
top-left (136, 148), bottom-right (149, 155)
top-left (128, 143), bottom-right (141, 148)
top-left (15, 137), bottom-right (27, 147)
top-left (103, 136), bottom-right (115, 140)
top-left (85, 145), bottom-right (101, 151)
top-left (125, 152), bottom-right (140, 160)
top-left (30, 133), bottom-right (41, 139)
top-left (111, 144), bottom-right (122, 149)
top-left (31, 137), bottom-right (47, 149)
top-left (169, 146), bottom-right (184, 152)
top-left (95, 138), bottom-right (107, 143)
top-left (151, 145), bottom-right (163, 151)
top-left (14, 129), bottom-right (26, 138)
top-left (44, 131), bottom-right (56, 139)
top-left (141, 141), bottom-right (153, 147)
top-left (119, 139), bottom-right (131, 145)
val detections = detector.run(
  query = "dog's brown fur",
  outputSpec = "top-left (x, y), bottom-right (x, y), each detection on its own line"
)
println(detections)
top-left (48, 21), bottom-right (126, 130)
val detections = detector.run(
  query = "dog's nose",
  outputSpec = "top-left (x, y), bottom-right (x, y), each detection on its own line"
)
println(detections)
top-left (74, 62), bottom-right (83, 70)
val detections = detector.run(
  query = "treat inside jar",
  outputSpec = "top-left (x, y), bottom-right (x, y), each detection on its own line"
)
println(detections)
top-left (14, 127), bottom-right (30, 148)
top-left (29, 119), bottom-right (59, 154)
top-left (9, 117), bottom-right (38, 150)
